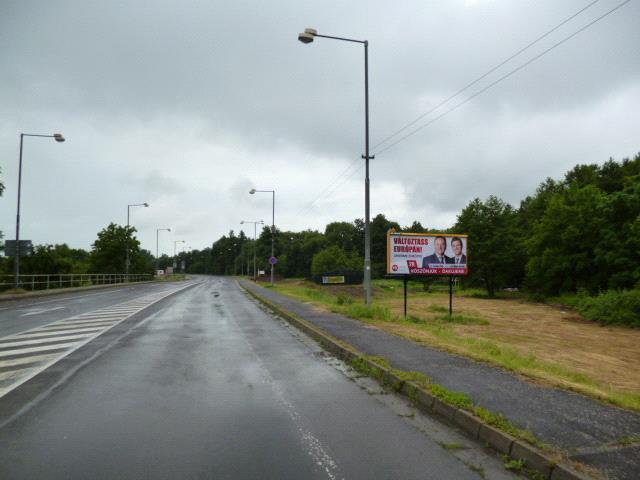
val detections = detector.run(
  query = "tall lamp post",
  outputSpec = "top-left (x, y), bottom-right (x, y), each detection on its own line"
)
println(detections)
top-left (249, 189), bottom-right (275, 285)
top-left (298, 27), bottom-right (373, 305)
top-left (14, 132), bottom-right (65, 289)
top-left (240, 220), bottom-right (264, 280)
top-left (126, 202), bottom-right (149, 277)
top-left (155, 228), bottom-right (171, 274)
top-left (174, 239), bottom-right (185, 271)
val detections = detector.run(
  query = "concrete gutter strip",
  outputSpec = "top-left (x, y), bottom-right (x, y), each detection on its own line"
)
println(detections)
top-left (240, 281), bottom-right (596, 480)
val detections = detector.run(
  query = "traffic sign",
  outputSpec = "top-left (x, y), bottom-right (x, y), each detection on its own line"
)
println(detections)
top-left (3, 240), bottom-right (33, 257)
top-left (269, 256), bottom-right (278, 265)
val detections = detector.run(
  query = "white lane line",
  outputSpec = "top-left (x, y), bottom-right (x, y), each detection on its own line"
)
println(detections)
top-left (20, 306), bottom-right (67, 317)
top-left (0, 334), bottom-right (93, 349)
top-left (0, 354), bottom-right (60, 369)
top-left (35, 325), bottom-right (106, 334)
top-left (75, 310), bottom-right (139, 318)
top-left (56, 318), bottom-right (121, 326)
top-left (0, 342), bottom-right (78, 358)
top-left (0, 329), bottom-right (108, 340)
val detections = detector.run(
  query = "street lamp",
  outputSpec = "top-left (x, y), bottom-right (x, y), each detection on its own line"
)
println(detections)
top-left (126, 202), bottom-right (149, 277)
top-left (174, 239), bottom-right (185, 272)
top-left (241, 220), bottom-right (264, 280)
top-left (14, 132), bottom-right (65, 288)
top-left (155, 228), bottom-right (171, 274)
top-left (249, 189), bottom-right (275, 285)
top-left (298, 27), bottom-right (374, 305)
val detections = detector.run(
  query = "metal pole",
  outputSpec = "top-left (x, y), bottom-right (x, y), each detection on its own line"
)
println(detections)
top-left (156, 229), bottom-right (159, 273)
top-left (253, 222), bottom-right (257, 280)
top-left (271, 191), bottom-right (275, 285)
top-left (14, 134), bottom-right (24, 289)
top-left (449, 276), bottom-right (453, 316)
top-left (403, 276), bottom-right (408, 319)
top-left (126, 205), bottom-right (130, 277)
top-left (363, 41), bottom-right (373, 306)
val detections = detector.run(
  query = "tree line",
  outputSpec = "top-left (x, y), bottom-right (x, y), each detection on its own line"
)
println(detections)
top-left (1, 153), bottom-right (639, 302)
top-left (197, 153), bottom-right (640, 299)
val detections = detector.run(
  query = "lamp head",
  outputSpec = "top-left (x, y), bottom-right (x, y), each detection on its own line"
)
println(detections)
top-left (144, 202), bottom-right (149, 207)
top-left (53, 133), bottom-right (65, 142)
top-left (240, 221), bottom-right (245, 224)
top-left (249, 188), bottom-right (256, 194)
top-left (168, 228), bottom-right (171, 232)
top-left (298, 28), bottom-right (317, 44)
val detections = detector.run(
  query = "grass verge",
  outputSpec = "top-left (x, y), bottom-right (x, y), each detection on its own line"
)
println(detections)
top-left (271, 280), bottom-right (640, 412)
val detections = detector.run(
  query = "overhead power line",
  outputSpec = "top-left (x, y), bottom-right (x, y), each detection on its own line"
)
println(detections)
top-left (372, 0), bottom-right (603, 151)
top-left (375, 0), bottom-right (632, 156)
top-left (291, 0), bottom-right (632, 224)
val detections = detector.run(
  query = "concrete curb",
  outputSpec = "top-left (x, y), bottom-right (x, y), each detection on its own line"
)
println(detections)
top-left (239, 281), bottom-right (596, 480)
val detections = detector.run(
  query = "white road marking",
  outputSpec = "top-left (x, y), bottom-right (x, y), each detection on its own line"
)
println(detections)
top-left (0, 334), bottom-right (93, 349)
top-left (0, 282), bottom-right (196, 399)
top-left (36, 325), bottom-right (106, 333)
top-left (20, 306), bottom-right (66, 317)
top-left (0, 342), bottom-right (78, 358)
top-left (0, 367), bottom-right (37, 382)
top-left (0, 353), bottom-right (60, 368)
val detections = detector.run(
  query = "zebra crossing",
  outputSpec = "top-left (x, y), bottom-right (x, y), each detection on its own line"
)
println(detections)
top-left (0, 285), bottom-right (190, 398)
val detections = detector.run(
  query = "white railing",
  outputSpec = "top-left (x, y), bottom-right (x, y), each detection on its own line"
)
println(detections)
top-left (0, 274), bottom-right (153, 292)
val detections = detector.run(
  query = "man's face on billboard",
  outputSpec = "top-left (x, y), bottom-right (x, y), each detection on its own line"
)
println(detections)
top-left (452, 239), bottom-right (463, 256)
top-left (435, 237), bottom-right (446, 256)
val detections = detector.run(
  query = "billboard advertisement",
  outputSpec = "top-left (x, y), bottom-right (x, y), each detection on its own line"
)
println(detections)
top-left (387, 230), bottom-right (469, 276)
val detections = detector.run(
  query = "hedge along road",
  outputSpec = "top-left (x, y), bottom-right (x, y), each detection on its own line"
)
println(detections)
top-left (0, 276), bottom-right (516, 479)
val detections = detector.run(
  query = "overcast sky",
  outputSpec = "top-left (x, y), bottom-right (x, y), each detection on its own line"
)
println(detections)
top-left (1, 0), bottom-right (639, 256)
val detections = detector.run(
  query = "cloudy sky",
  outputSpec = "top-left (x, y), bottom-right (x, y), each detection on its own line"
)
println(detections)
top-left (1, 0), bottom-right (639, 256)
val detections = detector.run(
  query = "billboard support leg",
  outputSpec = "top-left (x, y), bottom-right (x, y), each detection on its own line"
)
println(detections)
top-left (449, 275), bottom-right (453, 317)
top-left (403, 276), bottom-right (408, 319)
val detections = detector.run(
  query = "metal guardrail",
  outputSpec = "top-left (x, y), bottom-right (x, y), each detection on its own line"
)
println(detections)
top-left (0, 274), bottom-right (153, 292)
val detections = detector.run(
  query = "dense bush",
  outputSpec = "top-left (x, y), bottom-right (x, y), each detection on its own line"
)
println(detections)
top-left (576, 289), bottom-right (640, 327)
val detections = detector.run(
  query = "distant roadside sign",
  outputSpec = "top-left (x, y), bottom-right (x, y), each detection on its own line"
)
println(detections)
top-left (3, 240), bottom-right (33, 257)
top-left (269, 256), bottom-right (278, 265)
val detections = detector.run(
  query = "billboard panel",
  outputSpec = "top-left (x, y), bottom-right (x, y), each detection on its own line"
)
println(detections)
top-left (387, 230), bottom-right (469, 276)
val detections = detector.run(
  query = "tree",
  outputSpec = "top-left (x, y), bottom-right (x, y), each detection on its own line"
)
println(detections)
top-left (371, 214), bottom-right (400, 278)
top-left (311, 245), bottom-right (361, 277)
top-left (455, 196), bottom-right (523, 297)
top-left (90, 223), bottom-right (141, 273)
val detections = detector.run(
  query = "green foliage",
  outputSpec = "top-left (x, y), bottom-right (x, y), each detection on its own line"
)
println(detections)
top-left (90, 223), bottom-right (147, 273)
top-left (455, 196), bottom-right (525, 297)
top-left (576, 289), bottom-right (640, 327)
top-left (311, 245), bottom-right (361, 276)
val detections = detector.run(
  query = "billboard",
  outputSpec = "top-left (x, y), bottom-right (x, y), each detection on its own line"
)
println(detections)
top-left (387, 230), bottom-right (469, 276)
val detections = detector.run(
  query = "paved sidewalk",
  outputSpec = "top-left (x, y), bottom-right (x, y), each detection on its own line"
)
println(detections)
top-left (240, 280), bottom-right (640, 480)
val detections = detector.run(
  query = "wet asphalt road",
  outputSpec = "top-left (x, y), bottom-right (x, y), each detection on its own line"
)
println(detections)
top-left (0, 282), bottom-right (185, 338)
top-left (0, 277), bottom-right (512, 479)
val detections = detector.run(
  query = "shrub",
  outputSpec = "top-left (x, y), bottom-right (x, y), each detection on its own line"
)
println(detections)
top-left (576, 289), bottom-right (640, 327)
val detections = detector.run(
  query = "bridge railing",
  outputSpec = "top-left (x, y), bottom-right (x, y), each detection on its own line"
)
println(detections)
top-left (0, 274), bottom-right (153, 292)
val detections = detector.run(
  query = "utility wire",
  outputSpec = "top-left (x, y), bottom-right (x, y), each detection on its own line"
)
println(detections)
top-left (293, 157), bottom-right (362, 217)
top-left (373, 0), bottom-right (602, 151)
top-left (292, 0), bottom-right (631, 223)
top-left (375, 0), bottom-right (632, 156)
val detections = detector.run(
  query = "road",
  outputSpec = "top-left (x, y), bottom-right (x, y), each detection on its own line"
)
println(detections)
top-left (0, 277), bottom-right (515, 479)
